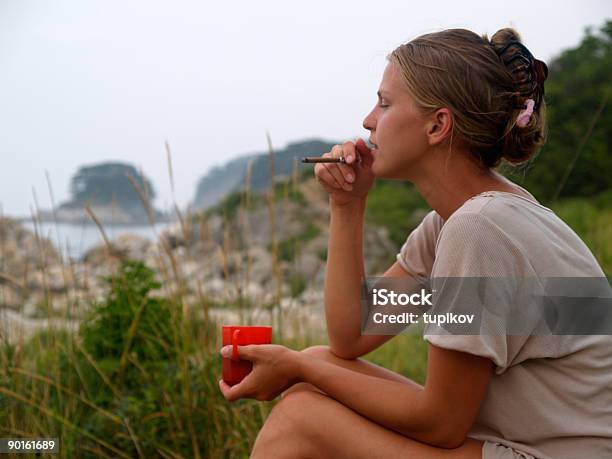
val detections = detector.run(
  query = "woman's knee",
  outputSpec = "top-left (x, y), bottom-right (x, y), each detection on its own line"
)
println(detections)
top-left (252, 391), bottom-right (319, 458)
top-left (301, 344), bottom-right (332, 358)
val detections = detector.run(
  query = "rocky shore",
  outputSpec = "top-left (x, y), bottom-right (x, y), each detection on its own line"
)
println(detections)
top-left (1, 179), bottom-right (404, 343)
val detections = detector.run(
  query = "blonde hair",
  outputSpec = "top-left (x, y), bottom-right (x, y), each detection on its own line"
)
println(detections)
top-left (388, 28), bottom-right (547, 168)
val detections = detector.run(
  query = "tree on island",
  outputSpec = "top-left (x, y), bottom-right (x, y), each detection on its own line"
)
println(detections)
top-left (63, 162), bottom-right (156, 211)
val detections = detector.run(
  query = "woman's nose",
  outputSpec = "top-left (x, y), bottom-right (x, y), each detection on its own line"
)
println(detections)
top-left (363, 109), bottom-right (376, 131)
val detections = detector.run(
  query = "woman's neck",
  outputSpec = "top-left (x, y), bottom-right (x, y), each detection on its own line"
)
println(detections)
top-left (409, 150), bottom-right (521, 221)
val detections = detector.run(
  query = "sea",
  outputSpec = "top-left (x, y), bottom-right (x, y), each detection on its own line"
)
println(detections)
top-left (21, 220), bottom-right (171, 261)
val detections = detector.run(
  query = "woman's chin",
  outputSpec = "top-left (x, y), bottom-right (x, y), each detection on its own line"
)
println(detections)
top-left (372, 163), bottom-right (408, 181)
top-left (371, 154), bottom-right (381, 173)
top-left (371, 159), bottom-right (392, 179)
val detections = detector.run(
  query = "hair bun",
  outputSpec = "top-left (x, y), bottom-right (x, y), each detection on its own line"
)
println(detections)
top-left (487, 28), bottom-right (548, 165)
top-left (489, 28), bottom-right (548, 111)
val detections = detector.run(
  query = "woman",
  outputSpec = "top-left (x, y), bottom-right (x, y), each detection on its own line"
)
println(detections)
top-left (219, 28), bottom-right (612, 458)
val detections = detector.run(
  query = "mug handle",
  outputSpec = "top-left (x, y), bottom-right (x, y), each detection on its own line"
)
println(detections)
top-left (231, 329), bottom-right (241, 361)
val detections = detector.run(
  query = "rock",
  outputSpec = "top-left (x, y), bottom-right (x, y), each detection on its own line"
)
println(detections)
top-left (0, 176), bottom-right (402, 345)
top-left (244, 282), bottom-right (264, 298)
top-left (25, 270), bottom-right (45, 291)
top-left (160, 214), bottom-right (224, 248)
top-left (81, 244), bottom-right (117, 265)
top-left (300, 287), bottom-right (324, 306)
top-left (294, 252), bottom-right (322, 280)
top-left (82, 233), bottom-right (151, 264)
top-left (47, 265), bottom-right (67, 292)
top-left (247, 246), bottom-right (272, 284)
top-left (113, 233), bottom-right (152, 260)
top-left (280, 296), bottom-right (294, 310)
top-left (203, 278), bottom-right (226, 299)
top-left (180, 260), bottom-right (202, 281)
top-left (0, 217), bottom-right (61, 275)
top-left (23, 266), bottom-right (73, 293)
top-left (364, 224), bottom-right (399, 274)
top-left (22, 295), bottom-right (39, 317)
top-left (0, 308), bottom-right (79, 344)
top-left (302, 234), bottom-right (328, 262)
top-left (0, 284), bottom-right (24, 310)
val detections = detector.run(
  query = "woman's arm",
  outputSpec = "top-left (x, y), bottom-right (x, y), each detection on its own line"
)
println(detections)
top-left (220, 341), bottom-right (493, 448)
top-left (326, 200), bottom-right (413, 357)
top-left (294, 343), bottom-right (493, 448)
top-left (324, 199), bottom-right (372, 357)
top-left (317, 140), bottom-right (412, 359)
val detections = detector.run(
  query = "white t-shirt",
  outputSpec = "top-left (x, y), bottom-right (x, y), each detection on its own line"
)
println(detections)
top-left (396, 189), bottom-right (612, 459)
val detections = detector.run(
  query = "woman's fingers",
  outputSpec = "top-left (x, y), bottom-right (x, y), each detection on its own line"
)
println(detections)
top-left (323, 163), bottom-right (352, 191)
top-left (336, 142), bottom-right (357, 183)
top-left (219, 379), bottom-right (237, 401)
top-left (312, 139), bottom-right (376, 205)
top-left (326, 145), bottom-right (352, 190)
top-left (219, 376), bottom-right (256, 402)
top-left (316, 150), bottom-right (351, 191)
top-left (355, 138), bottom-right (373, 168)
top-left (326, 145), bottom-right (355, 190)
top-left (315, 156), bottom-right (341, 190)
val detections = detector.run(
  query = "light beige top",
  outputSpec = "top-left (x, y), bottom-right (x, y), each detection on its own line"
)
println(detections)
top-left (396, 188), bottom-right (612, 459)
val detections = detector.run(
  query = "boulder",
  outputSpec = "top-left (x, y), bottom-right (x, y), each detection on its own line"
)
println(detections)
top-left (82, 233), bottom-right (151, 264)
top-left (294, 252), bottom-right (323, 280)
top-left (0, 283), bottom-right (24, 310)
top-left (0, 217), bottom-right (61, 275)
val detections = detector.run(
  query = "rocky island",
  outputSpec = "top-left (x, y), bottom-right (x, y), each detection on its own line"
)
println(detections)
top-left (33, 162), bottom-right (169, 225)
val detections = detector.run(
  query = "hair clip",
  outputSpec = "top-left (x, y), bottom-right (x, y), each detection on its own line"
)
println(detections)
top-left (516, 99), bottom-right (535, 127)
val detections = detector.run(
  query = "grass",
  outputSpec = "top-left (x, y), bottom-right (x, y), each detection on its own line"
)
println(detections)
top-left (0, 258), bottom-right (275, 458)
top-left (550, 190), bottom-right (612, 276)
top-left (364, 334), bottom-right (429, 385)
top-left (1, 149), bottom-right (610, 457)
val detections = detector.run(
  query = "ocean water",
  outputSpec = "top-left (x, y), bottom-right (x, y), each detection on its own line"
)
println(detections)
top-left (21, 220), bottom-right (171, 261)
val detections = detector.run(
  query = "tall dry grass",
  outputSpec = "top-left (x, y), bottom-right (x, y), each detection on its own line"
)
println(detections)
top-left (0, 137), bottom-right (332, 458)
top-left (1, 140), bottom-right (609, 458)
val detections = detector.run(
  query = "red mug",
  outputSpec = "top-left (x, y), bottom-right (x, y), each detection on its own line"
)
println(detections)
top-left (222, 325), bottom-right (272, 386)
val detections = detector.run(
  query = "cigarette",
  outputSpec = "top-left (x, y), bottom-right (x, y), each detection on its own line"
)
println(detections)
top-left (301, 156), bottom-right (346, 164)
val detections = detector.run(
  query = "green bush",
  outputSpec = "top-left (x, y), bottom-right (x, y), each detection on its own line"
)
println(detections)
top-left (366, 180), bottom-right (429, 247)
top-left (551, 191), bottom-right (612, 275)
top-left (81, 260), bottom-right (178, 364)
top-left (0, 260), bottom-right (271, 458)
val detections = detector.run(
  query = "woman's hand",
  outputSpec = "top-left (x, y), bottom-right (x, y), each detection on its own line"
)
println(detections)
top-left (315, 138), bottom-right (375, 207)
top-left (218, 344), bottom-right (302, 402)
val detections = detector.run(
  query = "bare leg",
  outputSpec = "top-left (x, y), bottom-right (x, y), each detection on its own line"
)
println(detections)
top-left (251, 390), bottom-right (483, 459)
top-left (250, 345), bottom-right (480, 458)
top-left (282, 344), bottom-right (423, 398)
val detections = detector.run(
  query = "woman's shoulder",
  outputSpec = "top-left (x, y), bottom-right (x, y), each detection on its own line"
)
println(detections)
top-left (406, 192), bottom-right (546, 258)
top-left (444, 186), bottom-right (555, 235)
top-left (436, 192), bottom-right (605, 277)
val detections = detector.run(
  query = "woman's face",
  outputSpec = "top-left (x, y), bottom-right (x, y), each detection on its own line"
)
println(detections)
top-left (362, 62), bottom-right (430, 180)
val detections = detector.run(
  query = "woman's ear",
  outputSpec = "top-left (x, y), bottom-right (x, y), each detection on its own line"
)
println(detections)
top-left (426, 108), bottom-right (453, 146)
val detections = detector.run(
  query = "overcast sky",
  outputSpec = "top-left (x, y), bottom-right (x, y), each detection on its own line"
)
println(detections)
top-left (1, 0), bottom-right (609, 217)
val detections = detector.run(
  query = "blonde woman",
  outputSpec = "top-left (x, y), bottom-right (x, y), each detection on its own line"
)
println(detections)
top-left (219, 28), bottom-right (612, 458)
